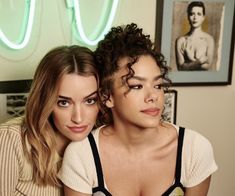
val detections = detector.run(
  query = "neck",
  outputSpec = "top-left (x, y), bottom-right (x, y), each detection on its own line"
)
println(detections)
top-left (55, 132), bottom-right (70, 157)
top-left (110, 122), bottom-right (164, 151)
top-left (189, 26), bottom-right (203, 35)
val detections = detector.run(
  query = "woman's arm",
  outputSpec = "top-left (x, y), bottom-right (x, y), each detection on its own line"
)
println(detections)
top-left (201, 35), bottom-right (214, 70)
top-left (175, 37), bottom-right (202, 70)
top-left (185, 176), bottom-right (211, 196)
top-left (64, 185), bottom-right (91, 196)
top-left (175, 37), bottom-right (187, 68)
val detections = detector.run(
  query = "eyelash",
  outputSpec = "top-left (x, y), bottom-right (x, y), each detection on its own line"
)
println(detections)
top-left (57, 97), bottom-right (98, 107)
top-left (128, 85), bottom-right (142, 89)
top-left (57, 100), bottom-right (69, 107)
top-left (85, 97), bottom-right (98, 105)
top-left (128, 84), bottom-right (164, 90)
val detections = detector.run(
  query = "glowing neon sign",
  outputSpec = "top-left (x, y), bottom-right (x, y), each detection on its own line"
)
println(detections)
top-left (68, 0), bottom-right (119, 46)
top-left (0, 0), bottom-right (119, 49)
top-left (0, 0), bottom-right (36, 50)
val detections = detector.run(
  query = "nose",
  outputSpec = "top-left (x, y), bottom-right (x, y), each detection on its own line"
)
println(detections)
top-left (144, 89), bottom-right (158, 103)
top-left (145, 96), bottom-right (158, 103)
top-left (71, 106), bottom-right (82, 124)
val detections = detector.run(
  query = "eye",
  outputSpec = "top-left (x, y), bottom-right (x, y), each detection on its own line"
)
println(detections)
top-left (57, 100), bottom-right (70, 107)
top-left (154, 84), bottom-right (164, 90)
top-left (85, 97), bottom-right (98, 105)
top-left (128, 84), bottom-right (143, 90)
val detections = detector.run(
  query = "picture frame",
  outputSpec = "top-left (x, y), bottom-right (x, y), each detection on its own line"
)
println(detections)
top-left (0, 80), bottom-right (32, 94)
top-left (0, 93), bottom-right (28, 123)
top-left (155, 0), bottom-right (235, 86)
top-left (0, 80), bottom-right (31, 123)
top-left (162, 90), bottom-right (177, 124)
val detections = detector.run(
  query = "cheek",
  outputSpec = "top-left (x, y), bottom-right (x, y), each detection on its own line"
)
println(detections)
top-left (52, 109), bottom-right (68, 125)
top-left (199, 17), bottom-right (205, 23)
top-left (85, 106), bottom-right (99, 120)
top-left (52, 113), bottom-right (60, 128)
top-left (51, 113), bottom-right (61, 131)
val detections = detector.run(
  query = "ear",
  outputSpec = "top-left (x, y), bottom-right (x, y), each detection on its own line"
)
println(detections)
top-left (105, 95), bottom-right (114, 108)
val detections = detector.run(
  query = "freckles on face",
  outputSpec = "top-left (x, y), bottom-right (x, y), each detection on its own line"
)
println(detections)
top-left (52, 73), bottom-right (99, 141)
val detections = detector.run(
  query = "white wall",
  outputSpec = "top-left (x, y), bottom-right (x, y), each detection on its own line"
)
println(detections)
top-left (0, 0), bottom-right (234, 195)
top-left (175, 48), bottom-right (235, 195)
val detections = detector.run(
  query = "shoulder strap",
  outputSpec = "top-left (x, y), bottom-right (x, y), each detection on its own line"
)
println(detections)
top-left (175, 127), bottom-right (185, 183)
top-left (88, 133), bottom-right (105, 187)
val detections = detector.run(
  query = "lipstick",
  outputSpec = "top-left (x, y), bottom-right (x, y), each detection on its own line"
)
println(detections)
top-left (67, 125), bottom-right (88, 133)
top-left (141, 108), bottom-right (160, 117)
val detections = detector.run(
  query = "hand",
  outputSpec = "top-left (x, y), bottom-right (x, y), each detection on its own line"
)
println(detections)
top-left (197, 54), bottom-right (208, 64)
top-left (201, 63), bottom-right (210, 69)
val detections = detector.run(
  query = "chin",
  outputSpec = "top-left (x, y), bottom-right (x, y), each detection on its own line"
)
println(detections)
top-left (137, 121), bottom-right (161, 129)
top-left (71, 133), bottom-right (88, 142)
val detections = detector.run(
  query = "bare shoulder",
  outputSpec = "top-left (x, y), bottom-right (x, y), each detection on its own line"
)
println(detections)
top-left (176, 36), bottom-right (187, 44)
top-left (159, 122), bottom-right (179, 144)
top-left (202, 32), bottom-right (214, 42)
top-left (161, 122), bottom-right (177, 134)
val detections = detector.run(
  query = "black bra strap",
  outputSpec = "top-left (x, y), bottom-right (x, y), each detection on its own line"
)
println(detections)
top-left (88, 133), bottom-right (104, 187)
top-left (175, 127), bottom-right (185, 183)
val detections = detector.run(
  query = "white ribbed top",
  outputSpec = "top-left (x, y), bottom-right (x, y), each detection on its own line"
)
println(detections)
top-left (0, 118), bottom-right (62, 196)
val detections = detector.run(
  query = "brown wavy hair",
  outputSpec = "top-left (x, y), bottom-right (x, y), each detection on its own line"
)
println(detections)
top-left (21, 45), bottom-right (99, 186)
top-left (95, 23), bottom-right (172, 124)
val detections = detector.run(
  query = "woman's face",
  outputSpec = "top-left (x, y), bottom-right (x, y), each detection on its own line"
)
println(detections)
top-left (188, 6), bottom-right (205, 28)
top-left (52, 73), bottom-right (99, 141)
top-left (106, 55), bottom-right (165, 128)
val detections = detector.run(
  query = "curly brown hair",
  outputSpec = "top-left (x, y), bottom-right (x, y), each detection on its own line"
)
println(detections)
top-left (95, 23), bottom-right (171, 124)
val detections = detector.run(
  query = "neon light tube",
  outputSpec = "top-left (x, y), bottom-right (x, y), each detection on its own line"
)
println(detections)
top-left (0, 0), bottom-right (36, 49)
top-left (72, 0), bottom-right (119, 46)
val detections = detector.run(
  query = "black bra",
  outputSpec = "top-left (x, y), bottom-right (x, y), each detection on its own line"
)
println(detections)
top-left (88, 127), bottom-right (186, 196)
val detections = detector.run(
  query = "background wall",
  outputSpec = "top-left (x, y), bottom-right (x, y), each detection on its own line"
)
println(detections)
top-left (176, 52), bottom-right (235, 196)
top-left (0, 0), bottom-right (234, 195)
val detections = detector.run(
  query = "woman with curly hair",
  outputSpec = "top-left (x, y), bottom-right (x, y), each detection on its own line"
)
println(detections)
top-left (59, 23), bottom-right (217, 196)
top-left (0, 45), bottom-right (100, 196)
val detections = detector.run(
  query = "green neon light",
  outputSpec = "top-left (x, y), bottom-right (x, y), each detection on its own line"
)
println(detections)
top-left (0, 0), bottom-right (118, 49)
top-left (68, 0), bottom-right (119, 46)
top-left (0, 0), bottom-right (36, 50)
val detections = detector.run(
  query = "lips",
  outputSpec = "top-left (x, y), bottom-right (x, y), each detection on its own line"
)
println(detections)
top-left (141, 108), bottom-right (160, 117)
top-left (67, 125), bottom-right (88, 133)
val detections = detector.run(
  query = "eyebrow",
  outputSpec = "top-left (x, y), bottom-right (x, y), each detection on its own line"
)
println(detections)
top-left (129, 75), bottom-right (163, 82)
top-left (58, 91), bottom-right (98, 100)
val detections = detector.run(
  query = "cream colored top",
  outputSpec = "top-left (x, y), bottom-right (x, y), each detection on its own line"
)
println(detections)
top-left (59, 124), bottom-right (218, 194)
top-left (0, 118), bottom-right (63, 196)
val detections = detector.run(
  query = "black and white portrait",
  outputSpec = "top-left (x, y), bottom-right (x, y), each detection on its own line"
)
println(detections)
top-left (171, 1), bottom-right (224, 72)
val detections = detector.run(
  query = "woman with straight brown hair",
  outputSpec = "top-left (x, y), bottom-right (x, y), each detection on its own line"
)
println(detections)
top-left (0, 45), bottom-right (100, 196)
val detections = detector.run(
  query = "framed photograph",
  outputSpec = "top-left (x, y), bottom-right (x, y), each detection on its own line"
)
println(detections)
top-left (162, 90), bottom-right (177, 124)
top-left (155, 0), bottom-right (235, 86)
top-left (0, 93), bottom-right (28, 123)
top-left (0, 80), bottom-right (31, 123)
